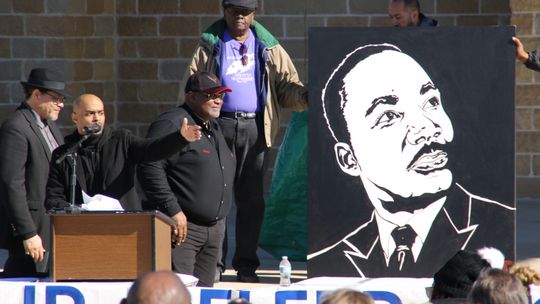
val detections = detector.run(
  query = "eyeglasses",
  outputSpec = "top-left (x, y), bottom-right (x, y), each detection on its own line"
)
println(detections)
top-left (239, 44), bottom-right (248, 66)
top-left (44, 91), bottom-right (65, 104)
top-left (203, 93), bottom-right (225, 100)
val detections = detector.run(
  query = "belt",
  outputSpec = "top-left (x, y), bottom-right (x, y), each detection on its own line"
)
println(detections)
top-left (220, 111), bottom-right (258, 119)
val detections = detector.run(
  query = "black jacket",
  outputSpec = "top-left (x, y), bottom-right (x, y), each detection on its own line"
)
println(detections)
top-left (525, 50), bottom-right (540, 72)
top-left (137, 106), bottom-right (235, 225)
top-left (0, 102), bottom-right (64, 249)
top-left (45, 126), bottom-right (189, 210)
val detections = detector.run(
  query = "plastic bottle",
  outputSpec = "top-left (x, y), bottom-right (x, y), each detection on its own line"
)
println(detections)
top-left (279, 256), bottom-right (292, 287)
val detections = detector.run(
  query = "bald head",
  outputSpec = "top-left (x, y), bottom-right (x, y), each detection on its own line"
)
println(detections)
top-left (72, 94), bottom-right (105, 135)
top-left (126, 271), bottom-right (191, 304)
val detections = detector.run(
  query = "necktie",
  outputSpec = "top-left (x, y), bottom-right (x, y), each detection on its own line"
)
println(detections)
top-left (389, 225), bottom-right (417, 272)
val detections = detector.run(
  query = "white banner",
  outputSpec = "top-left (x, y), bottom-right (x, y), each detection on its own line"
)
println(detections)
top-left (0, 277), bottom-right (537, 304)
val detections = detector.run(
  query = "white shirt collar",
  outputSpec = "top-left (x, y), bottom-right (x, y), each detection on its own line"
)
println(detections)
top-left (374, 196), bottom-right (447, 264)
top-left (30, 108), bottom-right (46, 129)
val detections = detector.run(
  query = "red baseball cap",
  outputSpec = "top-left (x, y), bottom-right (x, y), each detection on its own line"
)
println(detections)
top-left (185, 72), bottom-right (232, 94)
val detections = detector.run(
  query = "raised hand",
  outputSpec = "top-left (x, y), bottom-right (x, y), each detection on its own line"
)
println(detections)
top-left (180, 118), bottom-right (202, 142)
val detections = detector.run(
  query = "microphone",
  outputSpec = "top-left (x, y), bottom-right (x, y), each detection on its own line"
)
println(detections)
top-left (83, 124), bottom-right (101, 135)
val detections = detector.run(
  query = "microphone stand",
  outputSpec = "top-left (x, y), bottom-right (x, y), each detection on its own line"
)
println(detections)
top-left (55, 134), bottom-right (91, 214)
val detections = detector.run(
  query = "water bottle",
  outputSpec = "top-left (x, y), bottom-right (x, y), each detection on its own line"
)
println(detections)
top-left (279, 256), bottom-right (292, 287)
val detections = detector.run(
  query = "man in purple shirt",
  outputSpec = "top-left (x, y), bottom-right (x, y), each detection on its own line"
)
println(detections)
top-left (181, 0), bottom-right (308, 282)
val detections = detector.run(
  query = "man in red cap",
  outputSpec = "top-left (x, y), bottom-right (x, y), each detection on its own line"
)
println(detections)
top-left (138, 72), bottom-right (236, 287)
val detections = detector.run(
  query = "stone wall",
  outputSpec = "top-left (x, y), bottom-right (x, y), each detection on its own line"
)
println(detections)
top-left (0, 0), bottom-right (539, 197)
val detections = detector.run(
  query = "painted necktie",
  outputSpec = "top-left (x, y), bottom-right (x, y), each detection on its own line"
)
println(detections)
top-left (390, 224), bottom-right (417, 272)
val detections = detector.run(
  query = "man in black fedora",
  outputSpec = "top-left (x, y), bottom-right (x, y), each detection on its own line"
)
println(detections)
top-left (0, 68), bottom-right (69, 277)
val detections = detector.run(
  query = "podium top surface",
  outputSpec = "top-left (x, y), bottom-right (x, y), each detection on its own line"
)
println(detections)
top-left (48, 209), bottom-right (175, 225)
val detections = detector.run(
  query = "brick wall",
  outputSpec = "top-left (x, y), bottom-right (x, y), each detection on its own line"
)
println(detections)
top-left (0, 0), bottom-right (538, 197)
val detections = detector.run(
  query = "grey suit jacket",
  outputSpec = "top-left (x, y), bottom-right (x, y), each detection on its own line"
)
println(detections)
top-left (0, 102), bottom-right (64, 254)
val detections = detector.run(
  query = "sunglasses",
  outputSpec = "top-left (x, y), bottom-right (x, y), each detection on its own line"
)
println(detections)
top-left (240, 44), bottom-right (248, 66)
top-left (202, 92), bottom-right (225, 100)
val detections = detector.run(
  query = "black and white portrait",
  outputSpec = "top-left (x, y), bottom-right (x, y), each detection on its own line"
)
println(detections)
top-left (307, 27), bottom-right (516, 278)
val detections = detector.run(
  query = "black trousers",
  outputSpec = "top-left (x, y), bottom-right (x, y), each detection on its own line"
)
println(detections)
top-left (218, 116), bottom-right (267, 274)
top-left (2, 239), bottom-right (48, 278)
top-left (172, 219), bottom-right (225, 287)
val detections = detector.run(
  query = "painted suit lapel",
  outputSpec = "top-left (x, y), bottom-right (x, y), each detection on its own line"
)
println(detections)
top-left (341, 184), bottom-right (479, 277)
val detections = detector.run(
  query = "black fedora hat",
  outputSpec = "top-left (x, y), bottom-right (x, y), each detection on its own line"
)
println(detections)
top-left (21, 68), bottom-right (70, 97)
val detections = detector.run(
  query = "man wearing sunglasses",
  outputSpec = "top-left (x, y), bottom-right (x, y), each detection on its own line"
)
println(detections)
top-left (0, 68), bottom-right (68, 277)
top-left (181, 0), bottom-right (308, 283)
top-left (138, 72), bottom-right (236, 287)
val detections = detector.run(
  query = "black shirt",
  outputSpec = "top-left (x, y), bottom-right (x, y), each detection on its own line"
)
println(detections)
top-left (138, 105), bottom-right (236, 225)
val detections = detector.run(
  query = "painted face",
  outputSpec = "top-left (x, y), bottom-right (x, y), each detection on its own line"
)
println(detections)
top-left (36, 90), bottom-right (65, 121)
top-left (224, 5), bottom-right (255, 37)
top-left (342, 50), bottom-right (454, 200)
top-left (388, 1), bottom-right (418, 27)
top-left (72, 95), bottom-right (105, 135)
top-left (187, 92), bottom-right (225, 121)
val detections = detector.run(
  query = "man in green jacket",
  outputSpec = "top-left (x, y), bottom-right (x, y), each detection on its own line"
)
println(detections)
top-left (181, 0), bottom-right (307, 282)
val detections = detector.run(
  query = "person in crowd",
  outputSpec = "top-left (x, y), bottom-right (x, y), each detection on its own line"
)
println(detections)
top-left (509, 264), bottom-right (540, 296)
top-left (181, 0), bottom-right (308, 282)
top-left (468, 268), bottom-right (528, 304)
top-left (512, 36), bottom-right (540, 71)
top-left (0, 68), bottom-right (68, 277)
top-left (388, 0), bottom-right (438, 27)
top-left (319, 289), bottom-right (375, 304)
top-left (122, 270), bottom-right (191, 304)
top-left (431, 250), bottom-right (491, 302)
top-left (138, 72), bottom-right (235, 287)
top-left (45, 93), bottom-right (202, 211)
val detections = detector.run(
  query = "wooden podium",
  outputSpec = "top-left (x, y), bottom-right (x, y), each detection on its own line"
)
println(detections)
top-left (50, 210), bottom-right (175, 281)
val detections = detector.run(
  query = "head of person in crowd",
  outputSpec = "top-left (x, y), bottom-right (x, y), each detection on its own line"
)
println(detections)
top-left (388, 0), bottom-right (422, 27)
top-left (509, 264), bottom-right (540, 296)
top-left (184, 72), bottom-right (232, 122)
top-left (319, 289), bottom-right (375, 304)
top-left (72, 94), bottom-right (106, 136)
top-left (222, 0), bottom-right (257, 38)
top-left (21, 68), bottom-right (69, 121)
top-left (468, 268), bottom-right (528, 304)
top-left (123, 270), bottom-right (191, 304)
top-left (431, 250), bottom-right (491, 301)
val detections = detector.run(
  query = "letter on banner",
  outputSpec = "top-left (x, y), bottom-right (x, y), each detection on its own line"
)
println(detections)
top-left (46, 286), bottom-right (85, 304)
top-left (200, 289), bottom-right (231, 304)
top-left (275, 290), bottom-right (308, 304)
top-left (365, 291), bottom-right (402, 304)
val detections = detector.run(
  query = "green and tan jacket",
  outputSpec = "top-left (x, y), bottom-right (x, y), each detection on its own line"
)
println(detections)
top-left (180, 19), bottom-right (307, 147)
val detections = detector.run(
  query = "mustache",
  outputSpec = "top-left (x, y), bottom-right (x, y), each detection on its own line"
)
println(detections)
top-left (406, 142), bottom-right (449, 171)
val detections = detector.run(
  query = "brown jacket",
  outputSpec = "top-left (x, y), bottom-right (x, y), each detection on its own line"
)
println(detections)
top-left (180, 19), bottom-right (307, 147)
